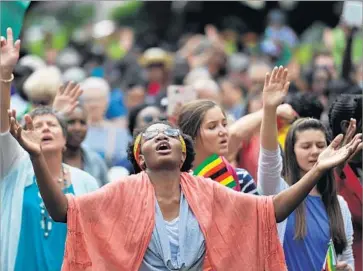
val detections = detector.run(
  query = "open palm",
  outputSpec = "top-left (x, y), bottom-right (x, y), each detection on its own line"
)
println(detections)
top-left (317, 133), bottom-right (362, 172)
top-left (263, 66), bottom-right (290, 109)
top-left (8, 109), bottom-right (42, 156)
top-left (0, 28), bottom-right (21, 73)
top-left (53, 81), bottom-right (83, 116)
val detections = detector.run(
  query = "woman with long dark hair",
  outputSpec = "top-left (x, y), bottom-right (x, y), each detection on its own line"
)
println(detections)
top-left (329, 94), bottom-right (363, 271)
top-left (258, 66), bottom-right (360, 270)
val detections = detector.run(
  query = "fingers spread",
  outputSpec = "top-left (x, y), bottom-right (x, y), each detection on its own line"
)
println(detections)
top-left (271, 66), bottom-right (278, 82)
top-left (24, 114), bottom-right (34, 130)
top-left (264, 72), bottom-right (271, 88)
top-left (331, 134), bottom-right (344, 149)
top-left (6, 28), bottom-right (13, 45)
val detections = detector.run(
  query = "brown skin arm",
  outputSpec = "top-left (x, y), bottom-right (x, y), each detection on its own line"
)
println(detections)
top-left (272, 164), bottom-right (323, 222)
top-left (30, 153), bottom-right (68, 222)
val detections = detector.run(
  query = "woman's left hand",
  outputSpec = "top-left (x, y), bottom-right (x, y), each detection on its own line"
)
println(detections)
top-left (335, 261), bottom-right (352, 271)
top-left (317, 133), bottom-right (362, 172)
top-left (52, 81), bottom-right (83, 117)
top-left (335, 118), bottom-right (359, 176)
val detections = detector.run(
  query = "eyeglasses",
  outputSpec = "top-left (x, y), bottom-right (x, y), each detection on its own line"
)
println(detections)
top-left (142, 127), bottom-right (180, 141)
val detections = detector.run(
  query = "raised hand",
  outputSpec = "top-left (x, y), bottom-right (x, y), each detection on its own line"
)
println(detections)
top-left (263, 66), bottom-right (290, 109)
top-left (335, 118), bottom-right (359, 175)
top-left (317, 133), bottom-right (362, 172)
top-left (52, 81), bottom-right (83, 116)
top-left (0, 28), bottom-right (21, 77)
top-left (8, 109), bottom-right (42, 156)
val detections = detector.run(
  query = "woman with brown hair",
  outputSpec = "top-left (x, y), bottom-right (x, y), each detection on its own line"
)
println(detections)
top-left (178, 99), bottom-right (258, 194)
top-left (258, 66), bottom-right (360, 270)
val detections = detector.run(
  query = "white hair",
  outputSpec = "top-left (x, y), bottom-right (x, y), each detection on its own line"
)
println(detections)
top-left (183, 68), bottom-right (211, 86)
top-left (18, 55), bottom-right (46, 71)
top-left (62, 67), bottom-right (87, 83)
top-left (248, 61), bottom-right (271, 79)
top-left (192, 78), bottom-right (220, 94)
top-left (23, 66), bottom-right (62, 101)
top-left (80, 77), bottom-right (110, 101)
top-left (81, 77), bottom-right (110, 93)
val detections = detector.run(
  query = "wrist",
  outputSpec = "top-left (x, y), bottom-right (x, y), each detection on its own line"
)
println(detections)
top-left (29, 150), bottom-right (43, 160)
top-left (1, 69), bottom-right (14, 79)
top-left (263, 106), bottom-right (278, 114)
top-left (313, 161), bottom-right (326, 176)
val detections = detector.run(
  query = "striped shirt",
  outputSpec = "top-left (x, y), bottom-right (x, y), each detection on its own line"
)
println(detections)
top-left (236, 168), bottom-right (259, 195)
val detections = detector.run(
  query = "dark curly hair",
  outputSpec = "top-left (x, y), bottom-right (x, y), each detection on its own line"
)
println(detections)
top-left (284, 92), bottom-right (324, 120)
top-left (329, 94), bottom-right (362, 137)
top-left (127, 121), bottom-right (195, 174)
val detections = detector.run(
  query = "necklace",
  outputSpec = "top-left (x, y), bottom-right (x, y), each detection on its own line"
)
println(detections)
top-left (38, 165), bottom-right (68, 238)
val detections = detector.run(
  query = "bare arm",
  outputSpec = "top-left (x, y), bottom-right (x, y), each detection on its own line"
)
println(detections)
top-left (0, 72), bottom-right (12, 132)
top-left (1, 28), bottom-right (20, 133)
top-left (273, 163), bottom-right (323, 222)
top-left (8, 110), bottom-right (68, 222)
top-left (228, 104), bottom-right (296, 153)
top-left (228, 109), bottom-right (263, 148)
top-left (30, 153), bottom-right (68, 222)
top-left (273, 133), bottom-right (362, 223)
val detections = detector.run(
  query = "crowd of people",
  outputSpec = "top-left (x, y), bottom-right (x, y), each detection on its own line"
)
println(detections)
top-left (1, 5), bottom-right (362, 271)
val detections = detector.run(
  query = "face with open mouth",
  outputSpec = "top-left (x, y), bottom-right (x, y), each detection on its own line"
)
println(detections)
top-left (195, 106), bottom-right (229, 157)
top-left (138, 123), bottom-right (186, 171)
top-left (32, 114), bottom-right (66, 153)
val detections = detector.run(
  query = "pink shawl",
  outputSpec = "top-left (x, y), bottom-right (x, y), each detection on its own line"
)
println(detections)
top-left (62, 172), bottom-right (286, 270)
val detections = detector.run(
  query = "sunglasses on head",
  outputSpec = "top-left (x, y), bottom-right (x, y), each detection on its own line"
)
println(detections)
top-left (142, 127), bottom-right (180, 141)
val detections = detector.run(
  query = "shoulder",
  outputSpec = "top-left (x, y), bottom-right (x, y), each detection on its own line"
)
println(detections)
top-left (82, 146), bottom-right (106, 164)
top-left (235, 168), bottom-right (253, 180)
top-left (337, 195), bottom-right (351, 215)
top-left (66, 164), bottom-right (100, 193)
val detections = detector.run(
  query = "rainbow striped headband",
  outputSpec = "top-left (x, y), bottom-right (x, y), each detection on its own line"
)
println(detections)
top-left (133, 133), bottom-right (186, 169)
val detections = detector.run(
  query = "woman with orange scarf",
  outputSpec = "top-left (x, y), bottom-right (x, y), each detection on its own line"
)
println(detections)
top-left (7, 67), bottom-right (362, 271)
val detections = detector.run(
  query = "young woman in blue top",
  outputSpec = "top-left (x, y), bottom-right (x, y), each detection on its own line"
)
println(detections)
top-left (258, 66), bottom-right (360, 271)
top-left (0, 28), bottom-right (99, 271)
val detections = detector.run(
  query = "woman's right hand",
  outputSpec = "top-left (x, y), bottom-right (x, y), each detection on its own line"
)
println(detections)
top-left (0, 28), bottom-right (21, 77)
top-left (8, 109), bottom-right (42, 157)
top-left (262, 66), bottom-right (290, 110)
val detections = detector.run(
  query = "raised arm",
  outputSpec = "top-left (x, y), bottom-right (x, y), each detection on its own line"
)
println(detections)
top-left (1, 28), bottom-right (20, 133)
top-left (8, 110), bottom-right (68, 222)
top-left (273, 133), bottom-right (362, 223)
top-left (228, 99), bottom-right (296, 159)
top-left (0, 28), bottom-right (27, 179)
top-left (258, 66), bottom-right (290, 194)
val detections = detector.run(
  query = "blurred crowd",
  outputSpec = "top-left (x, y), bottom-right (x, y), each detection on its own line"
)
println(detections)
top-left (2, 2), bottom-right (363, 271)
top-left (11, 8), bottom-right (362, 180)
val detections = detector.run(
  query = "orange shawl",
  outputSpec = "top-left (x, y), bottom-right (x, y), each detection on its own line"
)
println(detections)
top-left (62, 172), bottom-right (286, 271)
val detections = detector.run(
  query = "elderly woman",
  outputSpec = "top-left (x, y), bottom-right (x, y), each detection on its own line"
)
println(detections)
top-left (0, 28), bottom-right (99, 271)
top-left (80, 77), bottom-right (130, 168)
top-left (8, 62), bottom-right (362, 270)
top-left (23, 65), bottom-right (63, 107)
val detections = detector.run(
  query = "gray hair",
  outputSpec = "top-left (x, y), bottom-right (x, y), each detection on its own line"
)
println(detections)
top-left (23, 66), bottom-right (62, 102)
top-left (80, 77), bottom-right (110, 104)
top-left (26, 106), bottom-right (68, 138)
top-left (192, 78), bottom-right (220, 94)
